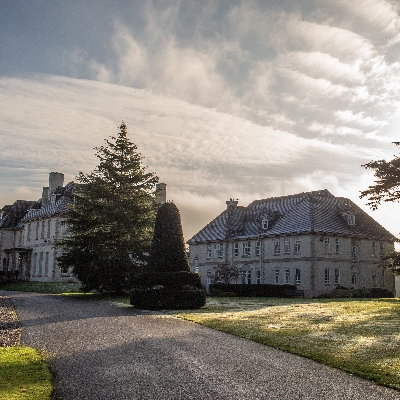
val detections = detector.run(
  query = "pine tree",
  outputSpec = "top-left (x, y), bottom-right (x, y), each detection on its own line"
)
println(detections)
top-left (149, 202), bottom-right (190, 272)
top-left (58, 122), bottom-right (158, 292)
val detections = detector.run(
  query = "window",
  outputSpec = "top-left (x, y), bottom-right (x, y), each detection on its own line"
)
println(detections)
top-left (207, 244), bottom-right (212, 258)
top-left (294, 238), bottom-right (301, 254)
top-left (262, 219), bottom-right (269, 230)
top-left (274, 268), bottom-right (280, 284)
top-left (295, 269), bottom-right (301, 285)
top-left (324, 268), bottom-right (330, 284)
top-left (47, 219), bottom-right (51, 238)
top-left (380, 243), bottom-right (384, 258)
top-left (44, 252), bottom-right (49, 276)
top-left (335, 238), bottom-right (340, 254)
top-left (334, 268), bottom-right (340, 285)
top-left (381, 270), bottom-right (385, 285)
top-left (242, 241), bottom-right (251, 257)
top-left (247, 271), bottom-right (252, 284)
top-left (351, 244), bottom-right (357, 261)
top-left (372, 271), bottom-right (377, 286)
top-left (255, 241), bottom-right (261, 256)
top-left (214, 243), bottom-right (223, 258)
top-left (372, 242), bottom-right (376, 257)
top-left (348, 214), bottom-right (355, 225)
top-left (256, 270), bottom-right (261, 285)
top-left (284, 238), bottom-right (290, 254)
top-left (324, 237), bottom-right (330, 254)
top-left (234, 242), bottom-right (239, 257)
top-left (27, 223), bottom-right (31, 241)
top-left (351, 274), bottom-right (357, 285)
top-left (41, 220), bottom-right (45, 239)
top-left (274, 239), bottom-right (280, 255)
top-left (206, 270), bottom-right (212, 285)
top-left (35, 222), bottom-right (39, 240)
top-left (285, 269), bottom-right (290, 284)
top-left (241, 271), bottom-right (246, 284)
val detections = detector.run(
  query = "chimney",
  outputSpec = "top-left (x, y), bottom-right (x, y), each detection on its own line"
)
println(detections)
top-left (49, 172), bottom-right (64, 194)
top-left (42, 187), bottom-right (49, 206)
top-left (226, 198), bottom-right (238, 209)
top-left (155, 183), bottom-right (167, 204)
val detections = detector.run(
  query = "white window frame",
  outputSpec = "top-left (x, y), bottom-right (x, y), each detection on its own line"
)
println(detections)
top-left (284, 238), bottom-right (290, 254)
top-left (262, 219), bottom-right (269, 230)
top-left (324, 268), bottom-right (330, 284)
top-left (255, 241), bottom-right (261, 256)
top-left (274, 268), bottom-right (280, 284)
top-left (324, 237), bottom-right (330, 254)
top-left (242, 241), bottom-right (251, 257)
top-left (214, 243), bottom-right (223, 258)
top-left (233, 242), bottom-right (239, 257)
top-left (294, 238), bottom-right (301, 254)
top-left (207, 244), bottom-right (212, 258)
top-left (335, 238), bottom-right (340, 254)
top-left (285, 269), bottom-right (290, 284)
top-left (348, 214), bottom-right (355, 225)
top-left (256, 270), bottom-right (261, 285)
top-left (334, 268), bottom-right (340, 285)
top-left (274, 239), bottom-right (280, 255)
top-left (295, 268), bottom-right (301, 285)
top-left (351, 244), bottom-right (357, 261)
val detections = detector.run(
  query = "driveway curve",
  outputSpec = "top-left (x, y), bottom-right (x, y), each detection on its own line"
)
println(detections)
top-left (4, 291), bottom-right (400, 400)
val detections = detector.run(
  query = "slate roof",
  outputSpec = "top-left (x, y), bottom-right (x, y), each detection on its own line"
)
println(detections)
top-left (187, 189), bottom-right (396, 244)
top-left (0, 200), bottom-right (37, 229)
top-left (21, 182), bottom-right (75, 223)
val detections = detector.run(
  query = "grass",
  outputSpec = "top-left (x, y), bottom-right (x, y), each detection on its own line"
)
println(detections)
top-left (0, 347), bottom-right (52, 400)
top-left (172, 297), bottom-right (400, 391)
top-left (1, 281), bottom-right (82, 294)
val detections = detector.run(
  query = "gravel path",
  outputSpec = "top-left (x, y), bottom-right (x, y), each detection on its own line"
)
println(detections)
top-left (3, 290), bottom-right (400, 400)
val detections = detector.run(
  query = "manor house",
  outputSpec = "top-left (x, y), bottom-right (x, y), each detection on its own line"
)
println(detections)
top-left (0, 172), bottom-right (76, 282)
top-left (187, 189), bottom-right (396, 298)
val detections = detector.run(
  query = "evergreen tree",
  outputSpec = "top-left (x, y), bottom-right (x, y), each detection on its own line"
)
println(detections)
top-left (58, 122), bottom-right (158, 292)
top-left (360, 142), bottom-right (400, 275)
top-left (360, 142), bottom-right (400, 210)
top-left (149, 202), bottom-right (190, 272)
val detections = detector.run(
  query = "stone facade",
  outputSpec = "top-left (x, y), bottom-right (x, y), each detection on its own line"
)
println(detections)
top-left (187, 190), bottom-right (396, 297)
top-left (0, 173), bottom-right (77, 282)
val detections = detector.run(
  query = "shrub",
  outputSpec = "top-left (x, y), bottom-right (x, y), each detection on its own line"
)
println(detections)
top-left (130, 287), bottom-right (206, 309)
top-left (209, 284), bottom-right (297, 297)
top-left (130, 271), bottom-right (202, 289)
top-left (317, 287), bottom-right (394, 299)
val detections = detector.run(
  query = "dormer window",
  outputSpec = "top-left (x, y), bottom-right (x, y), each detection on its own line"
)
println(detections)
top-left (347, 214), bottom-right (355, 225)
top-left (262, 219), bottom-right (269, 230)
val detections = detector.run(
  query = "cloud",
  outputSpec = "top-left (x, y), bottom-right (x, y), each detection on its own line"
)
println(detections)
top-left (2, 75), bottom-right (397, 238)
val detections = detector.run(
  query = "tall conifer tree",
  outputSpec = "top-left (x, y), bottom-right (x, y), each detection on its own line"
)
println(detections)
top-left (149, 202), bottom-right (190, 272)
top-left (58, 122), bottom-right (158, 292)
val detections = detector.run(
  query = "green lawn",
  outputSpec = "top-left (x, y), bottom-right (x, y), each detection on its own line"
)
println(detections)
top-left (1, 281), bottom-right (82, 294)
top-left (172, 297), bottom-right (400, 391)
top-left (0, 347), bottom-right (52, 400)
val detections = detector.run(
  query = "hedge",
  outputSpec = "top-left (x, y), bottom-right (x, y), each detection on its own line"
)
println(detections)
top-left (130, 287), bottom-right (206, 309)
top-left (130, 271), bottom-right (202, 289)
top-left (317, 286), bottom-right (394, 299)
top-left (209, 283), bottom-right (297, 297)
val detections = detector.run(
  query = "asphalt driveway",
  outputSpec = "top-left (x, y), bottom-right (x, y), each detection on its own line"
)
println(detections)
top-left (4, 291), bottom-right (400, 400)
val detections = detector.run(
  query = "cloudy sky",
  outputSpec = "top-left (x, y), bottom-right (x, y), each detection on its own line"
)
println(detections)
top-left (1, 0), bottom-right (400, 241)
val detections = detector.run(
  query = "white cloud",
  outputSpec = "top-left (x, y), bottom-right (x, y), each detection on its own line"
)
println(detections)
top-left (335, 110), bottom-right (388, 128)
top-left (2, 75), bottom-right (397, 238)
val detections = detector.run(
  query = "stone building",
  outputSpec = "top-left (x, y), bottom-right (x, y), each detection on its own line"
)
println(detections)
top-left (0, 172), bottom-right (76, 282)
top-left (187, 189), bottom-right (396, 297)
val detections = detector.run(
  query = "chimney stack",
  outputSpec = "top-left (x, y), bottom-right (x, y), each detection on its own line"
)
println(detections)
top-left (226, 198), bottom-right (238, 209)
top-left (155, 183), bottom-right (167, 204)
top-left (49, 172), bottom-right (64, 194)
top-left (42, 187), bottom-right (49, 205)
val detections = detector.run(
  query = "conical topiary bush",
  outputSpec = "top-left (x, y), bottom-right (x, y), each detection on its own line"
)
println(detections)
top-left (130, 202), bottom-right (206, 309)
